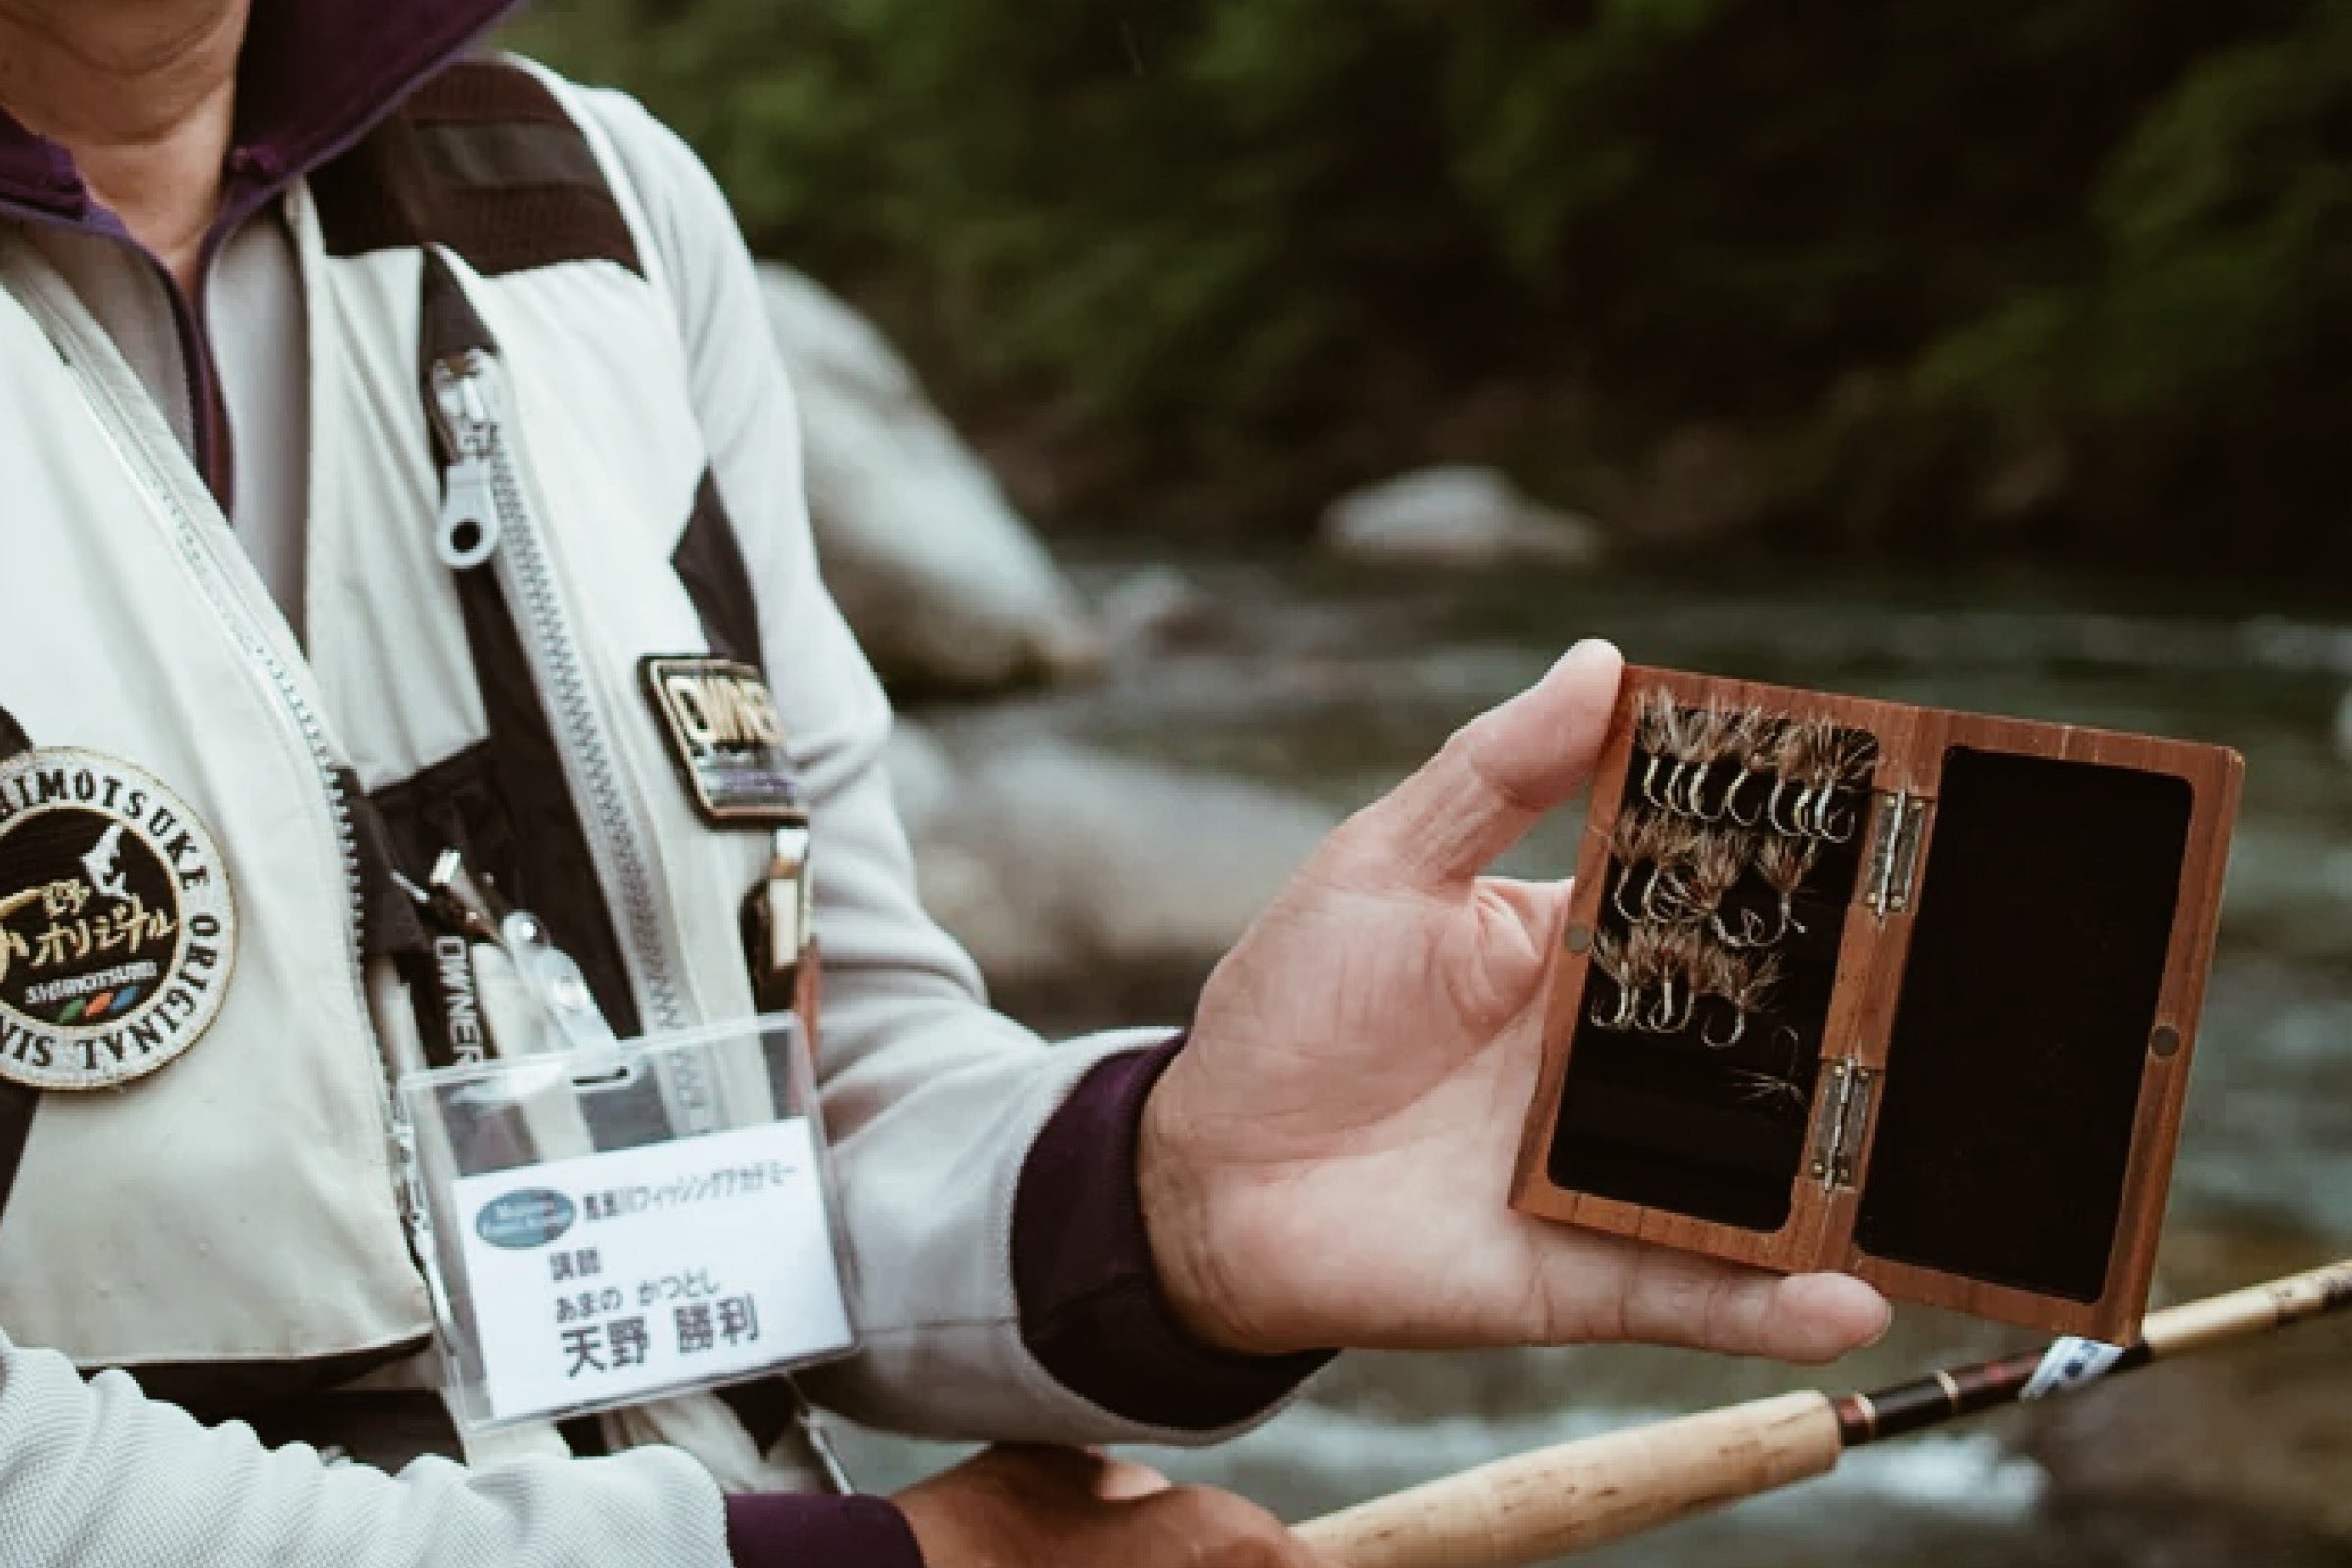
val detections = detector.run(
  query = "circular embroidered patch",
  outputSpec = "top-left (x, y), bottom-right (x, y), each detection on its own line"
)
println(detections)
top-left (0, 749), bottom-right (236, 1091)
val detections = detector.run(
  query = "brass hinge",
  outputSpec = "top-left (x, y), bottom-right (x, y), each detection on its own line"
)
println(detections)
top-left (1808, 1058), bottom-right (1878, 1191)
top-left (1861, 788), bottom-right (1929, 918)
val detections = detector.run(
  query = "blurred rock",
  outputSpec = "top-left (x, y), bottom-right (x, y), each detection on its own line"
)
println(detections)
top-left (1628, 423), bottom-right (1769, 547)
top-left (885, 721), bottom-right (1338, 1021)
top-left (1097, 565), bottom-right (1221, 654)
top-left (1982, 438), bottom-right (2073, 520)
top-left (1319, 465), bottom-right (1606, 569)
top-left (757, 263), bottom-right (1101, 692)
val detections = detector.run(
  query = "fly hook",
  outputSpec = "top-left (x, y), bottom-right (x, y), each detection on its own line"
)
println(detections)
top-left (1753, 836), bottom-right (1817, 943)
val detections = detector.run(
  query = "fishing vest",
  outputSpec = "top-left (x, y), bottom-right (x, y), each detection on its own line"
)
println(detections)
top-left (0, 56), bottom-right (824, 1476)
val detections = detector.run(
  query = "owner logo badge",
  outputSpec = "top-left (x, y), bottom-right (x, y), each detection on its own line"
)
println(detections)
top-left (640, 656), bottom-right (804, 826)
top-left (0, 749), bottom-right (237, 1091)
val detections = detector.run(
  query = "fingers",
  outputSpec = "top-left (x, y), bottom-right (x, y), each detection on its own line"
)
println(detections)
top-left (978, 1443), bottom-right (1114, 1491)
top-left (902, 1446), bottom-right (1337, 1568)
top-left (1608, 1247), bottom-right (1892, 1363)
top-left (1339, 640), bottom-right (1624, 891)
top-left (988, 1445), bottom-right (1171, 1502)
top-left (1133, 1484), bottom-right (1343, 1568)
top-left (1762, 1273), bottom-right (1897, 1360)
top-left (1091, 1456), bottom-right (1174, 1502)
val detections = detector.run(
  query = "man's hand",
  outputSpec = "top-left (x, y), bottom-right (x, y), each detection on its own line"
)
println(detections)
top-left (1141, 639), bottom-right (1891, 1362)
top-left (897, 1446), bottom-right (1332, 1568)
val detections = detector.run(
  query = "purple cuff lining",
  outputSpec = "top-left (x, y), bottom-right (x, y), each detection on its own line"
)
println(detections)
top-left (1013, 1038), bottom-right (1333, 1430)
top-left (723, 1493), bottom-right (922, 1568)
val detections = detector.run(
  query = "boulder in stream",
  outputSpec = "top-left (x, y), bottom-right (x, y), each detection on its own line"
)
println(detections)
top-left (1096, 564), bottom-right (1223, 655)
top-left (757, 263), bottom-right (1101, 693)
top-left (1320, 465), bottom-right (1606, 570)
top-left (886, 721), bottom-right (1339, 1024)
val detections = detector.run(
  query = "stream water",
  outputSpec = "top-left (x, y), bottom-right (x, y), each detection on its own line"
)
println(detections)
top-left (849, 547), bottom-right (2352, 1566)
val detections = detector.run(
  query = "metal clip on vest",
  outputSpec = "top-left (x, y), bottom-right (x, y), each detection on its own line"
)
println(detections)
top-left (419, 848), bottom-right (618, 1055)
top-left (744, 821), bottom-right (813, 1015)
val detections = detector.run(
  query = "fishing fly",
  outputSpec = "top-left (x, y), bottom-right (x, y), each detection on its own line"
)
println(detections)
top-left (1592, 689), bottom-right (1878, 1118)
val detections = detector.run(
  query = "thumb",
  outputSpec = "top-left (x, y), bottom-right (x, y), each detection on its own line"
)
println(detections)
top-left (1343, 639), bottom-right (1624, 890)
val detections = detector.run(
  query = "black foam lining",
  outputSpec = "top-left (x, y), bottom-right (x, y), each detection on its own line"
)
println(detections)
top-left (1548, 724), bottom-right (1874, 1233)
top-left (1853, 747), bottom-right (2191, 1301)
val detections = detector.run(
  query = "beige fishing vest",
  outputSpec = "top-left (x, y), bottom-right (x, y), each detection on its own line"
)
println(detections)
top-left (0, 59), bottom-right (808, 1471)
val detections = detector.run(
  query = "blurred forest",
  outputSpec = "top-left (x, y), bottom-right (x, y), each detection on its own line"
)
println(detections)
top-left (510, 1), bottom-right (2352, 580)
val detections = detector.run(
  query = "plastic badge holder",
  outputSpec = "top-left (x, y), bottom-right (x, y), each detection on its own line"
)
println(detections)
top-left (397, 1012), bottom-right (858, 1431)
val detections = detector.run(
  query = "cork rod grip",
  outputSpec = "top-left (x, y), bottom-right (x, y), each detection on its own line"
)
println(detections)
top-left (2138, 1258), bottom-right (2352, 1359)
top-left (1293, 1390), bottom-right (1844, 1568)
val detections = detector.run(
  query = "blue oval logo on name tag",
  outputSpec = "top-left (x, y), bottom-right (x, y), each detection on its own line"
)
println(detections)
top-left (475, 1187), bottom-right (577, 1250)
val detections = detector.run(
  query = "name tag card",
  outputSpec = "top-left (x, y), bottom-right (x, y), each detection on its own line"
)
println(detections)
top-left (398, 1014), bottom-right (857, 1430)
top-left (455, 1119), bottom-right (850, 1421)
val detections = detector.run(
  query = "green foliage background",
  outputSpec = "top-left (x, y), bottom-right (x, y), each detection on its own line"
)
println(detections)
top-left (510, 0), bottom-right (2352, 576)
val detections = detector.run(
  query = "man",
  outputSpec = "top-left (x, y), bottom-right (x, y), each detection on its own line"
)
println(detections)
top-left (0, 2), bottom-right (1889, 1564)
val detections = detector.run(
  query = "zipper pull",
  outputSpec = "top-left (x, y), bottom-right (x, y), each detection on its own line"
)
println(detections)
top-left (743, 821), bottom-right (813, 1014)
top-left (428, 354), bottom-right (502, 570)
top-left (424, 848), bottom-right (617, 1055)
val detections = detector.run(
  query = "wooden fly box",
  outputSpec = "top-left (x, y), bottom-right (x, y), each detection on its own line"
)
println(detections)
top-left (1512, 666), bottom-right (2241, 1339)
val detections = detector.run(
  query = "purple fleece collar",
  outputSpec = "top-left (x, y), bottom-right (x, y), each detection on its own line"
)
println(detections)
top-left (0, 107), bottom-right (80, 218)
top-left (0, 0), bottom-right (519, 223)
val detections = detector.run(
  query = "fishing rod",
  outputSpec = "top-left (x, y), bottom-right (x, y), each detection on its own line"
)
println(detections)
top-left (1296, 1257), bottom-right (2352, 1568)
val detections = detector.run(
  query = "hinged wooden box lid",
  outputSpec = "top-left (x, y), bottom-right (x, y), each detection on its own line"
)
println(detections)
top-left (1511, 666), bottom-right (2242, 1339)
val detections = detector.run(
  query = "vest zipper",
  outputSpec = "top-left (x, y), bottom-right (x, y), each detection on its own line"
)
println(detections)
top-left (11, 287), bottom-right (368, 1004)
top-left (131, 439), bottom-right (368, 987)
top-left (426, 348), bottom-right (710, 1118)
top-left (405, 250), bottom-right (845, 1489)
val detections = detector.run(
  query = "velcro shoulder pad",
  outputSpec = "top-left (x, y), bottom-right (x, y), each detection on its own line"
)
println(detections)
top-left (311, 56), bottom-right (642, 279)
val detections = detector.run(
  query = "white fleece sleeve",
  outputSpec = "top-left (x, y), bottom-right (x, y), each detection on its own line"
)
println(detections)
top-left (575, 88), bottom-right (1258, 1447)
top-left (0, 1331), bottom-right (729, 1567)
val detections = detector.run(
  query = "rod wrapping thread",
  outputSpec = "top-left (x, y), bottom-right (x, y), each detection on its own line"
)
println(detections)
top-left (1833, 1350), bottom-right (2053, 1446)
top-left (1294, 1390), bottom-right (1841, 1568)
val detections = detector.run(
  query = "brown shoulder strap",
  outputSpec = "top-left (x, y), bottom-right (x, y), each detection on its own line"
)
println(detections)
top-left (309, 56), bottom-right (642, 279)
